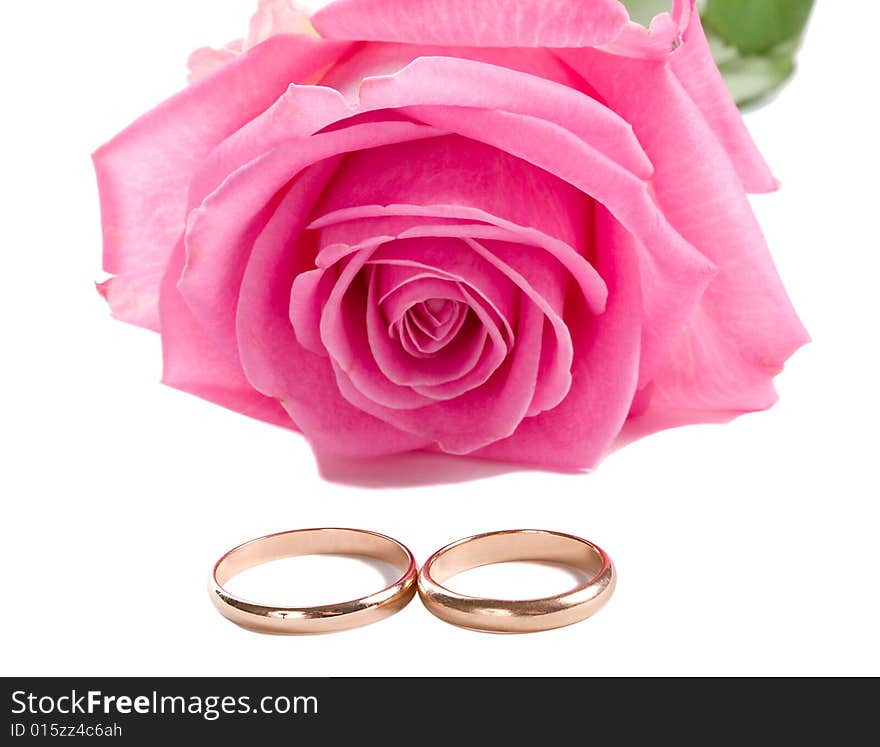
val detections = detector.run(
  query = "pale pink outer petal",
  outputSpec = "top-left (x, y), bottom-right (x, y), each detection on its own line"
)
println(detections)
top-left (600, 0), bottom-right (693, 59)
top-left (94, 34), bottom-right (349, 331)
top-left (474, 207), bottom-right (642, 469)
top-left (245, 0), bottom-right (315, 49)
top-left (312, 0), bottom-right (629, 48)
top-left (97, 274), bottom-right (163, 332)
top-left (187, 1), bottom-right (315, 83)
top-left (187, 41), bottom-right (243, 84)
top-left (561, 48), bottom-right (809, 425)
top-left (669, 11), bottom-right (778, 193)
top-left (158, 238), bottom-right (294, 428)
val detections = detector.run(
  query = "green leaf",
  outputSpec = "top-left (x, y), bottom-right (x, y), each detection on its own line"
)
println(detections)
top-left (619, 0), bottom-right (674, 26)
top-left (715, 50), bottom-right (795, 109)
top-left (702, 0), bottom-right (814, 55)
top-left (702, 0), bottom-right (814, 108)
top-left (618, 0), bottom-right (815, 109)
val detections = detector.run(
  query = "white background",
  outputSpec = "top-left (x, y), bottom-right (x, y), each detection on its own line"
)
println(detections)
top-left (1, 1), bottom-right (877, 676)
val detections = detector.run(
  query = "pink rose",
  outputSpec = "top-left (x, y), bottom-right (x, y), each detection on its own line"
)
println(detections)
top-left (95, 0), bottom-right (808, 470)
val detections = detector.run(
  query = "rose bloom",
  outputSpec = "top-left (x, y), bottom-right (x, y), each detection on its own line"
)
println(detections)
top-left (95, 0), bottom-right (807, 470)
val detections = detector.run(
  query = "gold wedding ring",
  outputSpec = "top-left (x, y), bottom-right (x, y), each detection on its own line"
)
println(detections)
top-left (418, 530), bottom-right (615, 633)
top-left (209, 528), bottom-right (417, 634)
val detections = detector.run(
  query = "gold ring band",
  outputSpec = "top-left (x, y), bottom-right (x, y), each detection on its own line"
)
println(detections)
top-left (418, 529), bottom-right (615, 633)
top-left (209, 528), bottom-right (417, 634)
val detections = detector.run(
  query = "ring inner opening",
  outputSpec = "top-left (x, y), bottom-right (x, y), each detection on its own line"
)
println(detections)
top-left (215, 529), bottom-right (411, 587)
top-left (429, 532), bottom-right (605, 585)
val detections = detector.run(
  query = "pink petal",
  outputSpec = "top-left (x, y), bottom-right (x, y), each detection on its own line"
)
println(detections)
top-left (562, 49), bottom-right (809, 423)
top-left (316, 214), bottom-right (476, 265)
top-left (465, 239), bottom-right (574, 417)
top-left (313, 207), bottom-right (607, 315)
top-left (401, 300), bottom-right (467, 347)
top-left (670, 11), bottom-right (778, 193)
top-left (293, 249), bottom-right (509, 404)
top-left (289, 268), bottom-right (337, 357)
top-left (311, 243), bottom-right (437, 410)
top-left (369, 243), bottom-right (517, 394)
top-left (319, 60), bottom-right (698, 333)
top-left (378, 276), bottom-right (469, 348)
top-left (180, 195), bottom-right (281, 360)
top-left (601, 0), bottom-right (694, 59)
top-left (179, 119), bottom-right (444, 361)
top-left (357, 56), bottom-right (653, 178)
top-left (187, 84), bottom-right (355, 208)
top-left (366, 272), bottom-right (498, 391)
top-left (158, 238), bottom-right (294, 428)
top-left (315, 134), bottom-right (591, 250)
top-left (310, 135), bottom-right (607, 313)
top-left (304, 230), bottom-right (515, 401)
top-left (94, 34), bottom-right (349, 330)
top-left (235, 173), bottom-right (429, 457)
top-left (474, 207), bottom-right (642, 469)
top-left (312, 0), bottom-right (629, 48)
top-left (320, 42), bottom-right (586, 100)
top-left (369, 240), bottom-right (518, 341)
top-left (393, 104), bottom-right (717, 383)
top-left (312, 66), bottom-right (710, 394)
top-left (306, 237), bottom-right (516, 409)
top-left (332, 295), bottom-right (547, 455)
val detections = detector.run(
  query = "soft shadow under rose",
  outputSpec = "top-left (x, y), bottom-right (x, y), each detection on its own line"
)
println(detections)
top-left (95, 0), bottom-right (808, 472)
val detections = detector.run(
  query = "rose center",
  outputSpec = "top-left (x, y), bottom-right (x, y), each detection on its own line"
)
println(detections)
top-left (421, 298), bottom-right (456, 323)
top-left (392, 298), bottom-right (469, 357)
